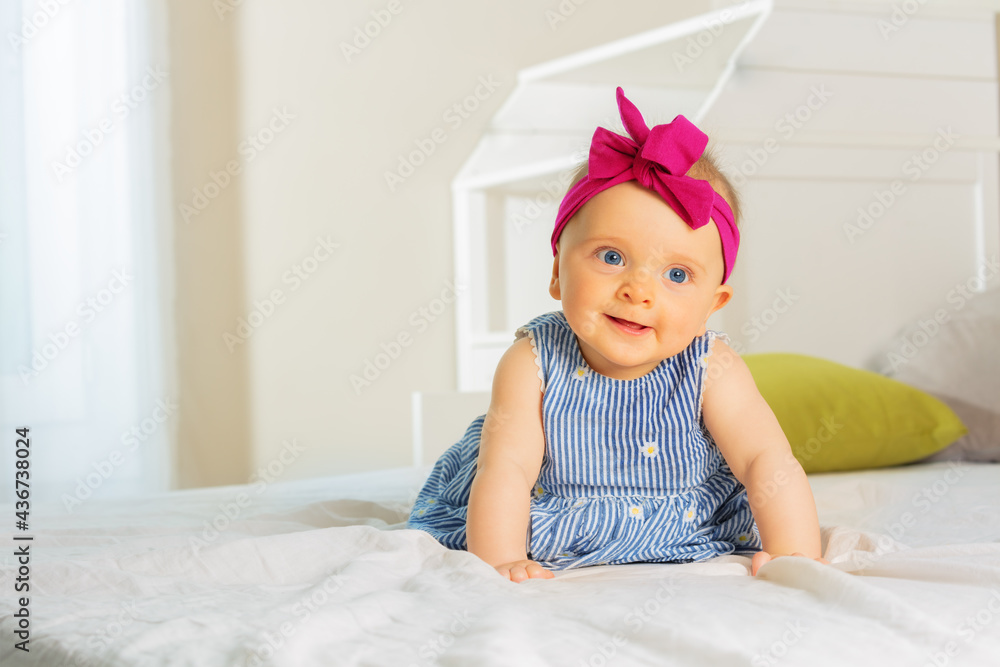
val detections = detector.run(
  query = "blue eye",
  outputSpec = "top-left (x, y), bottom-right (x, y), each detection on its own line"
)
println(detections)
top-left (666, 268), bottom-right (688, 284)
top-left (597, 250), bottom-right (623, 266)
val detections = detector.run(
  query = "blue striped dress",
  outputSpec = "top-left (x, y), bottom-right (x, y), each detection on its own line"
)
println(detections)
top-left (407, 310), bottom-right (761, 570)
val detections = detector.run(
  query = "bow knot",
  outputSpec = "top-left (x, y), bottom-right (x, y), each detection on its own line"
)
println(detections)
top-left (631, 151), bottom-right (656, 190)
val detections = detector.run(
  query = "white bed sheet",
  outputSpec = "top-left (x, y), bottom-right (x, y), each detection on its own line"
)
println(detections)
top-left (2, 460), bottom-right (1000, 666)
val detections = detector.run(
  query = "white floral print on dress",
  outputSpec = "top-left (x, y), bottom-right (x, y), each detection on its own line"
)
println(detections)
top-left (641, 441), bottom-right (659, 458)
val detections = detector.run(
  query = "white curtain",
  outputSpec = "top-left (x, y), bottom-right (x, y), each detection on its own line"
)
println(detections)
top-left (0, 0), bottom-right (175, 507)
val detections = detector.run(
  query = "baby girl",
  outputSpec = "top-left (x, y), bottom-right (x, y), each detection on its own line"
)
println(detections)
top-left (408, 87), bottom-right (827, 581)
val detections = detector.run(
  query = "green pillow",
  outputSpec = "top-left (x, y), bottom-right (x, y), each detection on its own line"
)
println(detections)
top-left (743, 353), bottom-right (967, 473)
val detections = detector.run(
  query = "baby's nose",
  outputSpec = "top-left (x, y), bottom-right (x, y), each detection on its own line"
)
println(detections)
top-left (617, 271), bottom-right (654, 304)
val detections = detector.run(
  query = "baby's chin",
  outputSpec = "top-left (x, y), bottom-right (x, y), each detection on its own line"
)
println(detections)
top-left (601, 344), bottom-right (691, 373)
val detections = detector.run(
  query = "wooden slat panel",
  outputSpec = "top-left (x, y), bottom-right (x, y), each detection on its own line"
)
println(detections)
top-left (742, 10), bottom-right (997, 79)
top-left (705, 70), bottom-right (998, 138)
top-left (490, 82), bottom-right (709, 133)
top-left (712, 143), bottom-right (982, 182)
top-left (727, 177), bottom-right (984, 369)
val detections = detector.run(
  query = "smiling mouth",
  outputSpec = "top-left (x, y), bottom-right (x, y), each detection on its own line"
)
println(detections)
top-left (606, 314), bottom-right (650, 334)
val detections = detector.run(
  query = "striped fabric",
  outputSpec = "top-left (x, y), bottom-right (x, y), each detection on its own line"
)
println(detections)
top-left (407, 310), bottom-right (760, 570)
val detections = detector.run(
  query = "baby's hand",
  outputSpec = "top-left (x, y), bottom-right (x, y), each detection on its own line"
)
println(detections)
top-left (495, 559), bottom-right (555, 583)
top-left (752, 551), bottom-right (829, 576)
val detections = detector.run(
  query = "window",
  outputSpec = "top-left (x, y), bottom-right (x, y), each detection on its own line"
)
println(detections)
top-left (0, 0), bottom-right (174, 507)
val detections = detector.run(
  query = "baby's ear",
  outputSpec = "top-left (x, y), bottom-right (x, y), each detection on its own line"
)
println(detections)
top-left (548, 254), bottom-right (561, 300)
top-left (707, 284), bottom-right (733, 318)
top-left (698, 285), bottom-right (732, 336)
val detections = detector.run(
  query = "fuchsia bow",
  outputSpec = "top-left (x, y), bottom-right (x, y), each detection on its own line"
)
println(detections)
top-left (551, 87), bottom-right (740, 284)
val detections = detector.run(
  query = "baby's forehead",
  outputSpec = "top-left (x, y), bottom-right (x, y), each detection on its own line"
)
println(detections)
top-left (575, 187), bottom-right (719, 239)
top-left (563, 189), bottom-right (727, 271)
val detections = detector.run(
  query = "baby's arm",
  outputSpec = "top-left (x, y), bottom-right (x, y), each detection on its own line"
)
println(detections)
top-left (701, 341), bottom-right (826, 575)
top-left (466, 336), bottom-right (552, 582)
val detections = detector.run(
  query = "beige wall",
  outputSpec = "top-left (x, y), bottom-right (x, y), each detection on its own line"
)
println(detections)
top-left (167, 0), bottom-right (713, 488)
top-left (167, 2), bottom-right (252, 487)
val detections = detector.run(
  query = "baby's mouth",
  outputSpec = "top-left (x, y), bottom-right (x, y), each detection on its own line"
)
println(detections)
top-left (606, 314), bottom-right (650, 333)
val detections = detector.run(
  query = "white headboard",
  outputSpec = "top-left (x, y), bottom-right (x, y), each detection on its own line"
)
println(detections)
top-left (449, 0), bottom-right (1000, 393)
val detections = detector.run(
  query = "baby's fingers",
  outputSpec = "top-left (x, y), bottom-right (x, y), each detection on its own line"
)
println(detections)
top-left (525, 561), bottom-right (555, 580)
top-left (494, 563), bottom-right (517, 582)
top-left (495, 559), bottom-right (554, 583)
top-left (751, 550), bottom-right (773, 576)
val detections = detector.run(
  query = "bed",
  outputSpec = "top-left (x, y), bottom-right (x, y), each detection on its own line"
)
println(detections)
top-left (2, 458), bottom-right (1000, 666)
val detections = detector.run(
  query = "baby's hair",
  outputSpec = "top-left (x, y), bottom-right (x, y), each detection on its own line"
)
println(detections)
top-left (565, 143), bottom-right (743, 229)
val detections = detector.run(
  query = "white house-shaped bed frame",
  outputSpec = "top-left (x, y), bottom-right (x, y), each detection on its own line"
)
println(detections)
top-left (449, 0), bottom-right (1000, 395)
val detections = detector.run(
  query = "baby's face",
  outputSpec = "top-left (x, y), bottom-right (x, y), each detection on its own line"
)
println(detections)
top-left (550, 181), bottom-right (732, 380)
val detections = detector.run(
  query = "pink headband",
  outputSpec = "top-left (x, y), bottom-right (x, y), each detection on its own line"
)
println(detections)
top-left (551, 87), bottom-right (740, 284)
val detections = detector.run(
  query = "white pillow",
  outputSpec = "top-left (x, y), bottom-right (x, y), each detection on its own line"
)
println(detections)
top-left (872, 283), bottom-right (1000, 462)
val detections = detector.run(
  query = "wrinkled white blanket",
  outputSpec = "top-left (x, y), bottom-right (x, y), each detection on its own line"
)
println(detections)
top-left (2, 461), bottom-right (1000, 666)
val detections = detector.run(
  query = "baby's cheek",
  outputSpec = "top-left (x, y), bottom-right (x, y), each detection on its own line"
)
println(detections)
top-left (564, 307), bottom-right (598, 337)
top-left (577, 314), bottom-right (600, 337)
